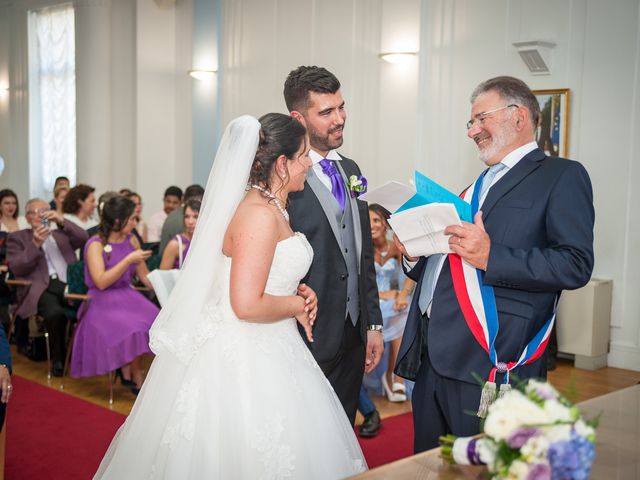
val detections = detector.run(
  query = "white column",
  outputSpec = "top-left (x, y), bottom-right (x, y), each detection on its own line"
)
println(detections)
top-left (74, 0), bottom-right (112, 192)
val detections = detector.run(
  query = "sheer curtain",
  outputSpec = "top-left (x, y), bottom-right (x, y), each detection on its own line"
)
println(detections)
top-left (28, 3), bottom-right (76, 199)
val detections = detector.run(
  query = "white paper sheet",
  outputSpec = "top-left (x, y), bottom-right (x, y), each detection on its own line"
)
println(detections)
top-left (358, 181), bottom-right (415, 213)
top-left (388, 203), bottom-right (461, 257)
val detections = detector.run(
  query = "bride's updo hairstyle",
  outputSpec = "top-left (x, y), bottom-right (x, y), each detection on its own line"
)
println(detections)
top-left (250, 112), bottom-right (306, 194)
top-left (97, 195), bottom-right (136, 244)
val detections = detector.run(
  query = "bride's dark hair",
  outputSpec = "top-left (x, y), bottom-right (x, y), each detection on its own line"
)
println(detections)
top-left (250, 113), bottom-right (306, 196)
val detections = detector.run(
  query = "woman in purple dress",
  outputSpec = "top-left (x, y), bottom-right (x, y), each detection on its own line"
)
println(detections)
top-left (71, 196), bottom-right (159, 393)
top-left (159, 198), bottom-right (200, 270)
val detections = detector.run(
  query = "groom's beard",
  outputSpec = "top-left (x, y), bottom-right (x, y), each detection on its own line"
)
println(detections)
top-left (308, 122), bottom-right (345, 153)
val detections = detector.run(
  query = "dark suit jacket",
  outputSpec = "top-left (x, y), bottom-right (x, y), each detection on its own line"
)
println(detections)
top-left (396, 149), bottom-right (594, 384)
top-left (288, 155), bottom-right (382, 365)
top-left (7, 221), bottom-right (88, 318)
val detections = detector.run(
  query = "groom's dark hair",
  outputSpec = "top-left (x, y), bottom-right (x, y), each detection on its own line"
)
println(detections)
top-left (283, 66), bottom-right (341, 113)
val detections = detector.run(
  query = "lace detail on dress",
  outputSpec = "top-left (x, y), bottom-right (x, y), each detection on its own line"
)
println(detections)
top-left (249, 414), bottom-right (296, 480)
top-left (160, 378), bottom-right (200, 446)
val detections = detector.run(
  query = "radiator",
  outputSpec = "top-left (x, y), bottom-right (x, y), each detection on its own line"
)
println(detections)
top-left (557, 278), bottom-right (612, 370)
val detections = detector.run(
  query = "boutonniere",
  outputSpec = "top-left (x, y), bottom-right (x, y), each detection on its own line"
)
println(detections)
top-left (347, 175), bottom-right (368, 198)
top-left (104, 244), bottom-right (112, 260)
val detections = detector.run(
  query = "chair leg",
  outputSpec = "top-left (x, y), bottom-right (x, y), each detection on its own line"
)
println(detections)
top-left (59, 323), bottom-right (77, 390)
top-left (44, 330), bottom-right (51, 381)
top-left (108, 371), bottom-right (114, 406)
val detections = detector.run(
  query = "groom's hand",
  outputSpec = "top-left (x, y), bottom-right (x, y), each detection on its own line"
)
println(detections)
top-left (364, 330), bottom-right (383, 373)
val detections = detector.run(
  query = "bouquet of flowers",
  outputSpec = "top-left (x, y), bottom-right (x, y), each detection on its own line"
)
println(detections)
top-left (440, 379), bottom-right (597, 480)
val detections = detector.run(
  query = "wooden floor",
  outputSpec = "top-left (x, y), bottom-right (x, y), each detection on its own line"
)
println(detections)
top-left (11, 347), bottom-right (640, 420)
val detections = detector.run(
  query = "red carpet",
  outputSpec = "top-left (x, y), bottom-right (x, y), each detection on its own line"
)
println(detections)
top-left (6, 376), bottom-right (126, 480)
top-left (6, 375), bottom-right (413, 477)
top-left (357, 412), bottom-right (414, 468)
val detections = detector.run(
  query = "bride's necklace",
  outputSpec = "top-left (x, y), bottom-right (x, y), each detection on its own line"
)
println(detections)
top-left (251, 184), bottom-right (289, 222)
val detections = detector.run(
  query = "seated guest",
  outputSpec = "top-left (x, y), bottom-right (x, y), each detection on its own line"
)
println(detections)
top-left (80, 191), bottom-right (120, 261)
top-left (6, 199), bottom-right (88, 375)
top-left (63, 184), bottom-right (98, 230)
top-left (159, 184), bottom-right (204, 254)
top-left (159, 198), bottom-right (200, 270)
top-left (71, 196), bottom-right (159, 393)
top-left (146, 186), bottom-right (182, 243)
top-left (49, 176), bottom-right (71, 210)
top-left (124, 191), bottom-right (147, 244)
top-left (53, 185), bottom-right (69, 215)
top-left (0, 189), bottom-right (28, 232)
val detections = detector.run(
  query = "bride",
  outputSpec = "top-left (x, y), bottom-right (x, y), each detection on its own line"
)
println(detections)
top-left (94, 114), bottom-right (367, 479)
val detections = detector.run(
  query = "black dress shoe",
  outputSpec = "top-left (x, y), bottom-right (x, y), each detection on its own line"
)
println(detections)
top-left (52, 361), bottom-right (64, 377)
top-left (115, 368), bottom-right (136, 387)
top-left (359, 410), bottom-right (381, 437)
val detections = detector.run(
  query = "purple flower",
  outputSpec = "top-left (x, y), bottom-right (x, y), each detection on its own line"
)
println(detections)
top-left (527, 462), bottom-right (551, 480)
top-left (507, 427), bottom-right (540, 449)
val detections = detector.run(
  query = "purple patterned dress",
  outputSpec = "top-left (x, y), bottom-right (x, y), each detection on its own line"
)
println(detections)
top-left (71, 235), bottom-right (159, 377)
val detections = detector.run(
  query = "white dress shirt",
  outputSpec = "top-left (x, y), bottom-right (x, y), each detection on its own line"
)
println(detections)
top-left (41, 235), bottom-right (69, 283)
top-left (309, 149), bottom-right (343, 191)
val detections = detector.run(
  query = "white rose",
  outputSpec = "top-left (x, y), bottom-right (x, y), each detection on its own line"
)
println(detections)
top-left (543, 399), bottom-right (573, 422)
top-left (525, 379), bottom-right (559, 401)
top-left (520, 435), bottom-right (550, 460)
top-left (545, 424), bottom-right (572, 443)
top-left (506, 460), bottom-right (530, 480)
top-left (485, 391), bottom-right (549, 440)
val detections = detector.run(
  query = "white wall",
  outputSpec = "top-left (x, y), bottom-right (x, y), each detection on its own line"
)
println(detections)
top-left (0, 0), bottom-right (193, 217)
top-left (417, 0), bottom-right (640, 371)
top-left (220, 0), bottom-right (421, 189)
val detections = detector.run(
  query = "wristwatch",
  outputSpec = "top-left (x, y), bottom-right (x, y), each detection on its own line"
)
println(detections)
top-left (367, 324), bottom-right (383, 332)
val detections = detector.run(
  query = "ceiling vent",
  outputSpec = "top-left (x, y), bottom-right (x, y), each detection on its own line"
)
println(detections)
top-left (512, 41), bottom-right (556, 75)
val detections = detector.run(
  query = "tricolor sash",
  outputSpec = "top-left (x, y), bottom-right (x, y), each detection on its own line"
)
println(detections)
top-left (449, 169), bottom-right (556, 417)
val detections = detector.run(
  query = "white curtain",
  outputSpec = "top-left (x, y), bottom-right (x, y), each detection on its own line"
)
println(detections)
top-left (28, 3), bottom-right (76, 198)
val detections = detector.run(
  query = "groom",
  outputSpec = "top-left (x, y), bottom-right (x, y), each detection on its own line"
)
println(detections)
top-left (285, 66), bottom-right (383, 425)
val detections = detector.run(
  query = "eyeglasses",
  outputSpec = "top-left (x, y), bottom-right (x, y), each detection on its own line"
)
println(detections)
top-left (466, 104), bottom-right (518, 130)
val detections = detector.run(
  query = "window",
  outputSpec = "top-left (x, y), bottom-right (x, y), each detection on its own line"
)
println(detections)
top-left (28, 3), bottom-right (76, 199)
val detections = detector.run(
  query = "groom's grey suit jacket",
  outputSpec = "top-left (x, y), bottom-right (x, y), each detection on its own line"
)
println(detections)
top-left (288, 154), bottom-right (382, 367)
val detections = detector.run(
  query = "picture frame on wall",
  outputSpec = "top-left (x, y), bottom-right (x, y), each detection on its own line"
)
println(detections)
top-left (533, 89), bottom-right (570, 158)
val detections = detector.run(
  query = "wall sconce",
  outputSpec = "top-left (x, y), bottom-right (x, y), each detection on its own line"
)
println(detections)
top-left (188, 70), bottom-right (217, 80)
top-left (378, 52), bottom-right (418, 65)
top-left (512, 41), bottom-right (555, 75)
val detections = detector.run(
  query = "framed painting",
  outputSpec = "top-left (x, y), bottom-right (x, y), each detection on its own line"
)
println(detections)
top-left (533, 88), bottom-right (570, 158)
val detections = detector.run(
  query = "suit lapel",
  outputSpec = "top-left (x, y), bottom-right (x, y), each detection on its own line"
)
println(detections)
top-left (305, 168), bottom-right (345, 254)
top-left (481, 148), bottom-right (546, 220)
top-left (336, 160), bottom-right (362, 271)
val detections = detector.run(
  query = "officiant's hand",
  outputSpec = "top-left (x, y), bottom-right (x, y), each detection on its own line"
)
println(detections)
top-left (364, 330), bottom-right (383, 373)
top-left (445, 211), bottom-right (491, 270)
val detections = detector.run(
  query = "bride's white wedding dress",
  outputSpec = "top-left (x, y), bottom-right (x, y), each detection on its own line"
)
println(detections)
top-left (95, 233), bottom-right (367, 479)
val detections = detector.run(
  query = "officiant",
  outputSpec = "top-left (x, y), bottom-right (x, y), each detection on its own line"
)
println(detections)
top-left (393, 76), bottom-right (595, 452)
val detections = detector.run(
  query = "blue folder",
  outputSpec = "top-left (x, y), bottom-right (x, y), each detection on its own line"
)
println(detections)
top-left (395, 171), bottom-right (472, 222)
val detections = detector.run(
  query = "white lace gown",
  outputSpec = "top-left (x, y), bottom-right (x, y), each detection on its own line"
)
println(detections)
top-left (95, 233), bottom-right (367, 479)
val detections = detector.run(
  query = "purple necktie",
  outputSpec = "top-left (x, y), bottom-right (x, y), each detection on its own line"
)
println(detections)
top-left (319, 159), bottom-right (346, 211)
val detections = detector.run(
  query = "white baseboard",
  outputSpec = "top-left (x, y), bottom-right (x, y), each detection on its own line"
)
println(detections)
top-left (608, 343), bottom-right (640, 371)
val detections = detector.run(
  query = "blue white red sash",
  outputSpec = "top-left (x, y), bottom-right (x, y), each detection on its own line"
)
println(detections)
top-left (449, 169), bottom-right (556, 417)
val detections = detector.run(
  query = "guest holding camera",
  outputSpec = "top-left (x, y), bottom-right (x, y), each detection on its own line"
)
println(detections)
top-left (6, 199), bottom-right (88, 375)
